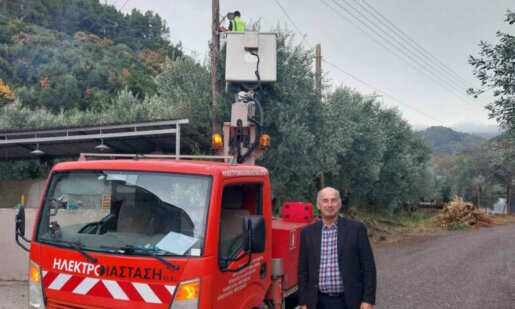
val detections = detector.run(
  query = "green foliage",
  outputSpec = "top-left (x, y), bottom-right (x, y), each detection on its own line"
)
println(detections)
top-left (154, 57), bottom-right (212, 134)
top-left (447, 222), bottom-right (470, 231)
top-left (0, 99), bottom-right (68, 129)
top-left (468, 10), bottom-right (515, 137)
top-left (323, 88), bottom-right (430, 212)
top-left (393, 210), bottom-right (436, 225)
top-left (488, 137), bottom-right (515, 195)
top-left (0, 0), bottom-right (182, 111)
top-left (0, 87), bottom-right (187, 131)
top-left (430, 137), bottom-right (510, 209)
top-left (258, 30), bottom-right (323, 207)
top-left (324, 89), bottom-right (386, 206)
top-left (0, 0), bottom-right (180, 53)
top-left (0, 159), bottom-right (52, 180)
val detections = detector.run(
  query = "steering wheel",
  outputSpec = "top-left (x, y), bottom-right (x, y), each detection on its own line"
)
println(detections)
top-left (78, 213), bottom-right (116, 234)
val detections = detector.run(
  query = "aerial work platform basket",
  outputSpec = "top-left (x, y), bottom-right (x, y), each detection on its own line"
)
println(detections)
top-left (225, 32), bottom-right (277, 84)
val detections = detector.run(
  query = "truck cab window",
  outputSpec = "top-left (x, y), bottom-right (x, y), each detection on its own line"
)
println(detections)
top-left (219, 183), bottom-right (262, 262)
top-left (36, 171), bottom-right (211, 257)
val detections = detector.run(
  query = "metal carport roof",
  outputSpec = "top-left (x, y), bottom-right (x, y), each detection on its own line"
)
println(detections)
top-left (0, 119), bottom-right (210, 161)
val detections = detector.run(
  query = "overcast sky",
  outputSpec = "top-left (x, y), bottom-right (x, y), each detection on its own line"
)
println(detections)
top-left (107, 0), bottom-right (513, 132)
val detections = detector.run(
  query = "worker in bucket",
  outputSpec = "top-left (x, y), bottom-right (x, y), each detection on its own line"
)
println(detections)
top-left (220, 10), bottom-right (245, 33)
top-left (298, 187), bottom-right (377, 309)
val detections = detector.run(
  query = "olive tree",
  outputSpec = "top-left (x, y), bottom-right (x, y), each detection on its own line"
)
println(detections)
top-left (468, 10), bottom-right (515, 137)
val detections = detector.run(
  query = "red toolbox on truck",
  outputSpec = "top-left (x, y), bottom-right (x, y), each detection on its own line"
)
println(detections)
top-left (271, 202), bottom-right (315, 291)
top-left (271, 220), bottom-right (307, 291)
top-left (282, 202), bottom-right (313, 223)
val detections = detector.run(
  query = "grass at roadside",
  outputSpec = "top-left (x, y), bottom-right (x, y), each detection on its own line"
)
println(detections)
top-left (351, 207), bottom-right (515, 247)
top-left (348, 208), bottom-right (441, 247)
top-left (490, 214), bottom-right (515, 225)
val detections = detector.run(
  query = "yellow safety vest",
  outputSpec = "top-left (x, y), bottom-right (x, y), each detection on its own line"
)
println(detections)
top-left (230, 16), bottom-right (245, 32)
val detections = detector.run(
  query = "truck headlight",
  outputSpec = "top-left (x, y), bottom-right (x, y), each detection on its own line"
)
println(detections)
top-left (170, 278), bottom-right (200, 309)
top-left (29, 260), bottom-right (45, 309)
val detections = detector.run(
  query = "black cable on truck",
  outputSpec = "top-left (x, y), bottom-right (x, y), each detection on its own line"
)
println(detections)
top-left (238, 50), bottom-right (265, 163)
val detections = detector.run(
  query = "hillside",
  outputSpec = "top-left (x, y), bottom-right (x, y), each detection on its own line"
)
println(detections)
top-left (417, 126), bottom-right (485, 155)
top-left (0, 0), bottom-right (182, 111)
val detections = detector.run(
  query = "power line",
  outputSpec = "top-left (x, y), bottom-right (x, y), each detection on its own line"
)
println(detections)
top-left (324, 59), bottom-right (447, 125)
top-left (119, 0), bottom-right (129, 11)
top-left (356, 0), bottom-right (490, 106)
top-left (273, 0), bottom-right (449, 125)
top-left (274, 0), bottom-right (312, 47)
top-left (348, 0), bottom-right (473, 94)
top-left (321, 0), bottom-right (482, 111)
top-left (328, 0), bottom-right (483, 110)
top-left (360, 0), bottom-right (476, 90)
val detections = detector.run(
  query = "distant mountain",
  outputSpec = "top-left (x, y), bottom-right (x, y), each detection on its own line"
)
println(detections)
top-left (451, 122), bottom-right (500, 139)
top-left (469, 131), bottom-right (499, 140)
top-left (412, 123), bottom-right (500, 139)
top-left (416, 126), bottom-right (486, 155)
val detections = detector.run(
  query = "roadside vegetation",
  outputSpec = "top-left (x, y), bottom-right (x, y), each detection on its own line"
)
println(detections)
top-left (349, 208), bottom-right (440, 246)
top-left (356, 206), bottom-right (515, 247)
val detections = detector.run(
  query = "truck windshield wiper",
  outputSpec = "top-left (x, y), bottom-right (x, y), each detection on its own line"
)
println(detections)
top-left (100, 245), bottom-right (180, 270)
top-left (44, 238), bottom-right (98, 264)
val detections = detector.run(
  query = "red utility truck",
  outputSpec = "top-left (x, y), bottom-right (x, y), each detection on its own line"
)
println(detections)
top-left (15, 155), bottom-right (312, 309)
top-left (14, 32), bottom-right (315, 309)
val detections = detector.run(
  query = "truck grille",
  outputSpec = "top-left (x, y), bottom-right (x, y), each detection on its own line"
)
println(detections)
top-left (47, 298), bottom-right (102, 309)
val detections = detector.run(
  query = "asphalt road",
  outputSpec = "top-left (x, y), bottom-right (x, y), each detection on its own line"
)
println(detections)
top-left (0, 281), bottom-right (27, 309)
top-left (375, 223), bottom-right (515, 309)
top-left (1, 223), bottom-right (514, 308)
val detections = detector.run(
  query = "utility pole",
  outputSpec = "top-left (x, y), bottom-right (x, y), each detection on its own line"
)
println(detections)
top-left (315, 44), bottom-right (324, 189)
top-left (211, 0), bottom-right (221, 134)
top-left (315, 44), bottom-right (322, 99)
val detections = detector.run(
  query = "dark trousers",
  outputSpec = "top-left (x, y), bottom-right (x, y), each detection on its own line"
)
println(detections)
top-left (316, 292), bottom-right (347, 309)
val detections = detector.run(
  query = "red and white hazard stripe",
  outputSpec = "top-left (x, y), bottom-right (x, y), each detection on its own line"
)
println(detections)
top-left (42, 270), bottom-right (176, 304)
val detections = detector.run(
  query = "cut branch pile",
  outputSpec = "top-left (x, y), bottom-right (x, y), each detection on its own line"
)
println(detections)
top-left (432, 197), bottom-right (495, 228)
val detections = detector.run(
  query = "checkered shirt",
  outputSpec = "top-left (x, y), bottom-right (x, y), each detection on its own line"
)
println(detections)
top-left (318, 220), bottom-right (344, 293)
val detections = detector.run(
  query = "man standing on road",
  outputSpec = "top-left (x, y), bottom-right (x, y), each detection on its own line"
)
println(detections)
top-left (298, 187), bottom-right (376, 309)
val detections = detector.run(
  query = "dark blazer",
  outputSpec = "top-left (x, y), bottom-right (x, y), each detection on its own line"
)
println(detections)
top-left (298, 217), bottom-right (376, 309)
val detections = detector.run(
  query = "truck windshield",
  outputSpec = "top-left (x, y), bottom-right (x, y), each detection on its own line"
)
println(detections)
top-left (36, 170), bottom-right (211, 257)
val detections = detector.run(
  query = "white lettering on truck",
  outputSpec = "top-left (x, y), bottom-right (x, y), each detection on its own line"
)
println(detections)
top-left (53, 258), bottom-right (101, 276)
top-left (216, 255), bottom-right (264, 301)
top-left (221, 169), bottom-right (267, 177)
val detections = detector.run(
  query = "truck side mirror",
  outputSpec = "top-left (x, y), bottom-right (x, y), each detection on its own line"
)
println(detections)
top-left (15, 206), bottom-right (30, 252)
top-left (219, 215), bottom-right (266, 272)
top-left (15, 206), bottom-right (25, 237)
top-left (242, 215), bottom-right (265, 253)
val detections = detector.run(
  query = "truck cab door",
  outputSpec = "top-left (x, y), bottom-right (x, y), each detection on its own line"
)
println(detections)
top-left (212, 182), bottom-right (269, 309)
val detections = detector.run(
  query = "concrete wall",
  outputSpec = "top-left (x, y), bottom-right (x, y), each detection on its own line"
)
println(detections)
top-left (0, 179), bottom-right (46, 208)
top-left (0, 180), bottom-right (43, 283)
top-left (0, 208), bottom-right (37, 281)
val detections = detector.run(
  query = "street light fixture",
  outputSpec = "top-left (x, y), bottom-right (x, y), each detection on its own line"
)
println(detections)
top-left (95, 138), bottom-right (110, 151)
top-left (30, 143), bottom-right (44, 155)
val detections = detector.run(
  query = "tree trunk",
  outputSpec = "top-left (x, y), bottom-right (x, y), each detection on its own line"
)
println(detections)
top-left (478, 186), bottom-right (482, 210)
top-left (504, 184), bottom-right (510, 214)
